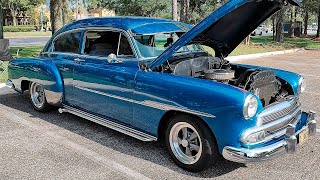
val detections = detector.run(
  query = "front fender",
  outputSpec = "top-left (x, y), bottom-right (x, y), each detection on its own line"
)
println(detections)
top-left (235, 64), bottom-right (301, 95)
top-left (134, 71), bottom-right (262, 153)
top-left (8, 58), bottom-right (64, 106)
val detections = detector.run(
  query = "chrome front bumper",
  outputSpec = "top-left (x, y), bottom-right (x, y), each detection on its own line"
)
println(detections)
top-left (5, 79), bottom-right (14, 89)
top-left (222, 111), bottom-right (317, 163)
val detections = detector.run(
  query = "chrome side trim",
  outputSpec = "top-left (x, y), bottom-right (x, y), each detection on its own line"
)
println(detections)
top-left (58, 105), bottom-right (157, 142)
top-left (44, 90), bottom-right (63, 106)
top-left (75, 85), bottom-right (215, 118)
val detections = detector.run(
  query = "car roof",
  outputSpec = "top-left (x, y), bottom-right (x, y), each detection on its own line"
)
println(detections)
top-left (59, 16), bottom-right (192, 35)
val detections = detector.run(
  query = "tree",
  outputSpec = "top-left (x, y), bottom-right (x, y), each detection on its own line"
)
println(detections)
top-left (275, 9), bottom-right (285, 42)
top-left (172, 0), bottom-right (178, 21)
top-left (303, 0), bottom-right (320, 38)
top-left (50, 0), bottom-right (64, 34)
top-left (6, 0), bottom-right (29, 26)
top-left (180, 0), bottom-right (190, 23)
top-left (0, 3), bottom-right (3, 39)
top-left (303, 10), bottom-right (309, 36)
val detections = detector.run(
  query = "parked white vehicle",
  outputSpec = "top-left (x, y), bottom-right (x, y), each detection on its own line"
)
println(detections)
top-left (251, 26), bottom-right (263, 36)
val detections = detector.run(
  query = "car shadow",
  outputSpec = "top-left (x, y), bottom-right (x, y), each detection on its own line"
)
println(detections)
top-left (0, 89), bottom-right (246, 178)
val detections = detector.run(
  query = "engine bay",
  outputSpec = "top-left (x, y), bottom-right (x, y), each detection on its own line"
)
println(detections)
top-left (158, 56), bottom-right (293, 107)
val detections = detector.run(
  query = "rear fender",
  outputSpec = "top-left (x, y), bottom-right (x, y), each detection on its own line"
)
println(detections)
top-left (8, 58), bottom-right (64, 106)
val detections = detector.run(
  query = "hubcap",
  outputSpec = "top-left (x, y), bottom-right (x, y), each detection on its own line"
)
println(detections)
top-left (169, 122), bottom-right (202, 165)
top-left (30, 83), bottom-right (45, 108)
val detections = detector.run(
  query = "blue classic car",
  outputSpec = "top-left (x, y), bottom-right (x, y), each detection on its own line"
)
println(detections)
top-left (6, 0), bottom-right (317, 172)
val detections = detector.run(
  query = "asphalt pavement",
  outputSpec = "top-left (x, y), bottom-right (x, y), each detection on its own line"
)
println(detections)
top-left (8, 37), bottom-right (50, 47)
top-left (0, 50), bottom-right (319, 179)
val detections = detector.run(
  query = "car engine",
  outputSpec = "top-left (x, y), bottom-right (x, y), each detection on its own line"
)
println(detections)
top-left (163, 56), bottom-right (290, 107)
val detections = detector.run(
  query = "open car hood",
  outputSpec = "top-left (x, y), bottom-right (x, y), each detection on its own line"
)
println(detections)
top-left (149, 0), bottom-right (301, 70)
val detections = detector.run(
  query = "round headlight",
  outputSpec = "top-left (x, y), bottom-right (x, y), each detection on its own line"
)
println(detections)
top-left (298, 77), bottom-right (306, 94)
top-left (243, 94), bottom-right (258, 119)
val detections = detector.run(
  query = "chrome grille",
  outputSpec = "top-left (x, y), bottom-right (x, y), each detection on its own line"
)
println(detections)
top-left (261, 100), bottom-right (300, 124)
top-left (257, 96), bottom-right (302, 142)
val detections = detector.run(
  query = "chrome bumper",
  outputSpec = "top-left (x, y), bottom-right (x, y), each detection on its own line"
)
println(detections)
top-left (5, 79), bottom-right (14, 89)
top-left (222, 111), bottom-right (317, 163)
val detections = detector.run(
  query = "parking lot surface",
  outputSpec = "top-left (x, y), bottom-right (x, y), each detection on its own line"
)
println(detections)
top-left (0, 50), bottom-right (319, 179)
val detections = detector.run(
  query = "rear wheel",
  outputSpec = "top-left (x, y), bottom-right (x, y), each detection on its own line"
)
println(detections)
top-left (165, 114), bottom-right (220, 172)
top-left (29, 82), bottom-right (50, 112)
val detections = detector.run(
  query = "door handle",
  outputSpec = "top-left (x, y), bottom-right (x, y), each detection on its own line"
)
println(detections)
top-left (74, 58), bottom-right (85, 62)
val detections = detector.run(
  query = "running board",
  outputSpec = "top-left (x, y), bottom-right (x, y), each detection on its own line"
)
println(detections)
top-left (58, 105), bottom-right (157, 142)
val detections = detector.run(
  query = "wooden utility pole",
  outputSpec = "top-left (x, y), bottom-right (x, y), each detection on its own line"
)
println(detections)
top-left (172, 0), bottom-right (178, 21)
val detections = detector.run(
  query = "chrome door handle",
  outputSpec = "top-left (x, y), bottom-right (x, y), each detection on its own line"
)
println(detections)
top-left (74, 58), bottom-right (85, 62)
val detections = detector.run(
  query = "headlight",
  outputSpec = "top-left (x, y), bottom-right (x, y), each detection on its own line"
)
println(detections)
top-left (298, 77), bottom-right (306, 94)
top-left (243, 94), bottom-right (258, 119)
top-left (241, 130), bottom-right (265, 144)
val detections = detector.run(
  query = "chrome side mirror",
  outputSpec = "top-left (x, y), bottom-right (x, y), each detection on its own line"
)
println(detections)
top-left (107, 53), bottom-right (122, 64)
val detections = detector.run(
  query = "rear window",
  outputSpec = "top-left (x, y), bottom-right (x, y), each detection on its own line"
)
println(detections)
top-left (53, 31), bottom-right (82, 53)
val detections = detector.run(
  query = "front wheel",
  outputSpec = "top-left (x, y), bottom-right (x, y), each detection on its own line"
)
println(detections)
top-left (165, 114), bottom-right (220, 172)
top-left (29, 82), bottom-right (50, 112)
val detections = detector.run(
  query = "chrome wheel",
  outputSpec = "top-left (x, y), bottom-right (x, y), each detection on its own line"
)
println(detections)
top-left (30, 82), bottom-right (46, 108)
top-left (169, 122), bottom-right (202, 165)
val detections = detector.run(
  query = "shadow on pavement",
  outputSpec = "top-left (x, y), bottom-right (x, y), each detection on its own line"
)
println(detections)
top-left (0, 89), bottom-right (245, 178)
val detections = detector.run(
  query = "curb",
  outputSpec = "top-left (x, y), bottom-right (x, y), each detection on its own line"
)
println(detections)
top-left (226, 48), bottom-right (304, 62)
top-left (0, 83), bottom-right (6, 89)
top-left (304, 48), bottom-right (320, 51)
top-left (6, 36), bottom-right (51, 39)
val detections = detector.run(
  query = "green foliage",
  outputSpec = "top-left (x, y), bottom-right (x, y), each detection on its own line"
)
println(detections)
top-left (3, 25), bottom-right (36, 32)
top-left (85, 0), bottom-right (171, 17)
top-left (303, 0), bottom-right (320, 13)
top-left (0, 61), bottom-right (8, 83)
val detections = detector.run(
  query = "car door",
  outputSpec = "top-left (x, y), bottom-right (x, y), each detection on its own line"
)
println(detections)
top-left (71, 29), bottom-right (139, 125)
top-left (40, 30), bottom-right (83, 105)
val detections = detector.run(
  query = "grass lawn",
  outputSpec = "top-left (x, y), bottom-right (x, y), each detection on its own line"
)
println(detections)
top-left (10, 46), bottom-right (43, 58)
top-left (4, 31), bottom-right (52, 38)
top-left (251, 36), bottom-right (320, 49)
top-left (0, 61), bottom-right (9, 83)
top-left (229, 36), bottom-right (320, 56)
top-left (0, 46), bottom-right (43, 83)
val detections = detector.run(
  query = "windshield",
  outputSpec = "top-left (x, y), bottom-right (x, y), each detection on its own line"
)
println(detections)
top-left (134, 32), bottom-right (203, 58)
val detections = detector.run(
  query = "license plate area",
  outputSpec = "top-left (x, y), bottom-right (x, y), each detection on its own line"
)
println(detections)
top-left (298, 128), bottom-right (309, 144)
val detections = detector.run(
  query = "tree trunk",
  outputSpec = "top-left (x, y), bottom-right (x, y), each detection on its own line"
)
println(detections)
top-left (303, 11), bottom-right (308, 36)
top-left (317, 7), bottom-right (320, 38)
top-left (244, 35), bottom-right (250, 45)
top-left (172, 0), bottom-right (178, 21)
top-left (10, 10), bottom-right (17, 26)
top-left (289, 8), bottom-right (294, 38)
top-left (275, 9), bottom-right (284, 43)
top-left (0, 7), bottom-right (3, 39)
top-left (50, 0), bottom-right (64, 34)
top-left (62, 0), bottom-right (70, 24)
top-left (272, 15), bottom-right (275, 40)
top-left (180, 0), bottom-right (190, 23)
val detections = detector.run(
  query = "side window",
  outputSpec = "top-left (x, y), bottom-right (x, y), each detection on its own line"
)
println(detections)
top-left (118, 34), bottom-right (133, 56)
top-left (53, 32), bottom-right (82, 53)
top-left (83, 30), bottom-right (134, 58)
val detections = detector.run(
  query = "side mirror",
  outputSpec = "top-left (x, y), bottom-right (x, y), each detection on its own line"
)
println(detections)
top-left (107, 53), bottom-right (122, 64)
